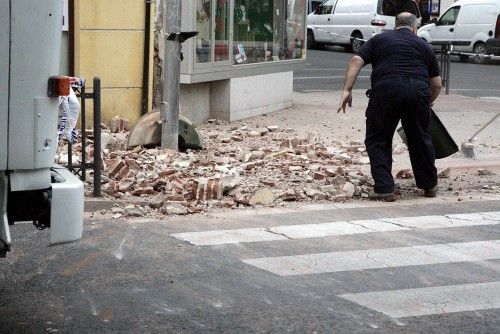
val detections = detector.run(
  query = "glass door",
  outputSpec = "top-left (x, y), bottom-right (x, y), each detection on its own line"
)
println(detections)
top-left (195, 0), bottom-right (212, 64)
top-left (195, 0), bottom-right (231, 66)
top-left (214, 0), bottom-right (230, 62)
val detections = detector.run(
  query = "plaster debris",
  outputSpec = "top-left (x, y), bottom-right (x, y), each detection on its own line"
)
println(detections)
top-left (249, 188), bottom-right (276, 206)
top-left (57, 113), bottom-right (499, 217)
top-left (396, 169), bottom-right (414, 179)
top-left (478, 169), bottom-right (496, 176)
top-left (438, 167), bottom-right (451, 179)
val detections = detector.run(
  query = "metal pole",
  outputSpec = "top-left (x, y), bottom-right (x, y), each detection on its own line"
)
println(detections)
top-left (93, 77), bottom-right (102, 197)
top-left (439, 44), bottom-right (446, 87)
top-left (141, 0), bottom-right (152, 116)
top-left (80, 83), bottom-right (86, 181)
top-left (161, 0), bottom-right (182, 150)
top-left (446, 42), bottom-right (451, 95)
top-left (68, 142), bottom-right (73, 172)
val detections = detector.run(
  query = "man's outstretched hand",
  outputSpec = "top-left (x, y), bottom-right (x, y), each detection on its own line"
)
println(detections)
top-left (337, 90), bottom-right (352, 113)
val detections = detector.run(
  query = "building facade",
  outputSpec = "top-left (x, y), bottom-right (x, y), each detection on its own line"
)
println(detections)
top-left (69, 0), bottom-right (154, 125)
top-left (177, 0), bottom-right (307, 123)
top-left (65, 0), bottom-right (306, 126)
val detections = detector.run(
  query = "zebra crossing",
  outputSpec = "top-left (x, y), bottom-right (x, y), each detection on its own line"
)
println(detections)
top-left (172, 211), bottom-right (500, 246)
top-left (171, 211), bottom-right (500, 320)
top-left (243, 240), bottom-right (500, 276)
top-left (339, 282), bottom-right (500, 319)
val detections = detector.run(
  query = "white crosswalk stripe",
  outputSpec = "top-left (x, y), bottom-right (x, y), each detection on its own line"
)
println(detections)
top-left (171, 227), bottom-right (288, 246)
top-left (339, 282), bottom-right (500, 318)
top-left (242, 239), bottom-right (500, 276)
top-left (172, 211), bottom-right (500, 246)
top-left (172, 210), bottom-right (500, 319)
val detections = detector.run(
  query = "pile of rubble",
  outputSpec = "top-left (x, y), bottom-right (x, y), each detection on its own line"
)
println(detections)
top-left (56, 116), bottom-right (499, 217)
top-left (56, 117), bottom-right (377, 216)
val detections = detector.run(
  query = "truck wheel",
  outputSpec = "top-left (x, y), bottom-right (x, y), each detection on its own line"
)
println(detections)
top-left (307, 30), bottom-right (316, 49)
top-left (473, 42), bottom-right (487, 64)
top-left (350, 32), bottom-right (364, 53)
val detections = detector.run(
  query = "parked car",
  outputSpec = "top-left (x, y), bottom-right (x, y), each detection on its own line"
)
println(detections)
top-left (418, 0), bottom-right (500, 62)
top-left (306, 0), bottom-right (421, 52)
top-left (486, 13), bottom-right (500, 54)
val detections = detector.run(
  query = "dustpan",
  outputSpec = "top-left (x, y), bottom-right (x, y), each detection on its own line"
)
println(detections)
top-left (397, 109), bottom-right (459, 159)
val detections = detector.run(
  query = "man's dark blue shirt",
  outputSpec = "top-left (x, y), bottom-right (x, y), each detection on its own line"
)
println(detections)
top-left (355, 28), bottom-right (440, 88)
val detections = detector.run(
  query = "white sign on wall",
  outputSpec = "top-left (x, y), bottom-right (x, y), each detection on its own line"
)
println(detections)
top-left (431, 0), bottom-right (440, 15)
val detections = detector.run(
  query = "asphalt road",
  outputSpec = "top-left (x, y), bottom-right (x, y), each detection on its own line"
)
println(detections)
top-left (295, 47), bottom-right (500, 99)
top-left (1, 199), bottom-right (500, 333)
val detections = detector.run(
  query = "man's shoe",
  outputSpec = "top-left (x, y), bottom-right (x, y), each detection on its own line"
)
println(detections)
top-left (369, 191), bottom-right (396, 202)
top-left (424, 186), bottom-right (438, 198)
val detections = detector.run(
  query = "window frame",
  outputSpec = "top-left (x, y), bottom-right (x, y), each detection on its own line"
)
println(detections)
top-left (182, 0), bottom-right (307, 84)
top-left (314, 0), bottom-right (334, 15)
top-left (436, 6), bottom-right (461, 26)
top-left (194, 0), bottom-right (233, 69)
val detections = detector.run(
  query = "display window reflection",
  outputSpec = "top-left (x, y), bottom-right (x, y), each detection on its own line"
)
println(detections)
top-left (233, 0), bottom-right (305, 65)
top-left (196, 0), bottom-right (212, 63)
top-left (215, 0), bottom-right (230, 62)
top-left (194, 0), bottom-right (306, 66)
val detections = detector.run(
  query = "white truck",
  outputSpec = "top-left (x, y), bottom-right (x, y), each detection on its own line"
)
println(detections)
top-left (418, 0), bottom-right (500, 59)
top-left (307, 0), bottom-right (421, 51)
top-left (1, 0), bottom-right (84, 257)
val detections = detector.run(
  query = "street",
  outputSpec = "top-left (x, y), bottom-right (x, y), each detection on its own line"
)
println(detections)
top-left (1, 199), bottom-right (500, 333)
top-left (4, 1), bottom-right (500, 333)
top-left (295, 47), bottom-right (500, 99)
top-left (2, 43), bottom-right (500, 334)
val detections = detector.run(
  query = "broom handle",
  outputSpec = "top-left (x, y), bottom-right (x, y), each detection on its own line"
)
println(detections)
top-left (467, 111), bottom-right (500, 142)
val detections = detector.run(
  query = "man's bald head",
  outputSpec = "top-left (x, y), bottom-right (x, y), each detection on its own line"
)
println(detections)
top-left (395, 12), bottom-right (418, 30)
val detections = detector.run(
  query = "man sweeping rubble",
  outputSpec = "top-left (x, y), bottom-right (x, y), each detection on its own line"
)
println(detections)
top-left (337, 12), bottom-right (442, 202)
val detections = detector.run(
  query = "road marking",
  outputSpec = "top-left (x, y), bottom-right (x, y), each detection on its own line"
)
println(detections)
top-left (294, 76), bottom-right (370, 80)
top-left (450, 88), bottom-right (500, 92)
top-left (268, 219), bottom-right (408, 239)
top-left (339, 281), bottom-right (500, 318)
top-left (479, 96), bottom-right (500, 102)
top-left (302, 68), bottom-right (371, 72)
top-left (172, 228), bottom-right (287, 246)
top-left (299, 89), bottom-right (333, 92)
top-left (448, 211), bottom-right (500, 221)
top-left (171, 211), bottom-right (500, 246)
top-left (381, 213), bottom-right (500, 229)
top-left (242, 239), bottom-right (500, 276)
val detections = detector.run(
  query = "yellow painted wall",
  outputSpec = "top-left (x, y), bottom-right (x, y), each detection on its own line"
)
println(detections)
top-left (74, 0), bottom-right (155, 125)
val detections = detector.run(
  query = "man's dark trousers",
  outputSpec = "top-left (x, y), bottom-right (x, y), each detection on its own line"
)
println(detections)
top-left (365, 78), bottom-right (438, 194)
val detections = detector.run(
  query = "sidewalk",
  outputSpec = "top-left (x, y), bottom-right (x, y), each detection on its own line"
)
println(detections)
top-left (291, 90), bottom-right (500, 168)
top-left (84, 90), bottom-right (499, 215)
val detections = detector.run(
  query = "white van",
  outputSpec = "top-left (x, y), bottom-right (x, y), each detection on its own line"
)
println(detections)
top-left (307, 0), bottom-right (421, 51)
top-left (418, 0), bottom-right (500, 60)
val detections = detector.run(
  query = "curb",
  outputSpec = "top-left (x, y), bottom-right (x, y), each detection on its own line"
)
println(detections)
top-left (84, 199), bottom-right (148, 213)
top-left (83, 162), bottom-right (499, 213)
top-left (84, 199), bottom-right (117, 213)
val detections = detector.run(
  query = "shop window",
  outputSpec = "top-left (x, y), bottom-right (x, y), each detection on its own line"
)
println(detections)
top-left (196, 0), bottom-right (230, 64)
top-left (377, 0), bottom-right (421, 17)
top-left (286, 0), bottom-right (306, 60)
top-left (215, 0), bottom-right (230, 61)
top-left (196, 0), bottom-right (212, 63)
top-left (233, 0), bottom-right (305, 65)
